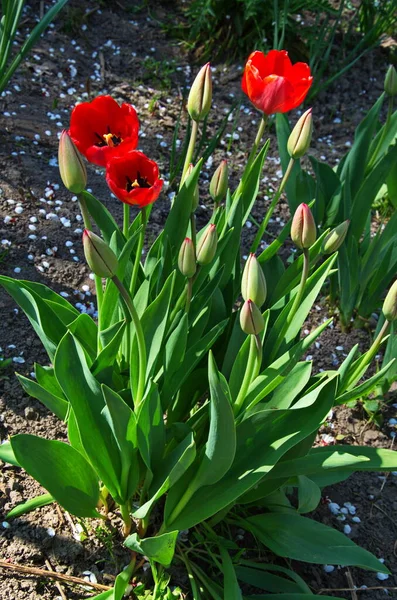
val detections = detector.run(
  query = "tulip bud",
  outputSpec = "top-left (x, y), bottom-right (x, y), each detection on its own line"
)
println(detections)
top-left (241, 253), bottom-right (267, 307)
top-left (209, 160), bottom-right (228, 204)
top-left (287, 108), bottom-right (313, 159)
top-left (58, 130), bottom-right (87, 194)
top-left (187, 63), bottom-right (212, 122)
top-left (383, 280), bottom-right (397, 322)
top-left (322, 220), bottom-right (349, 254)
top-left (196, 224), bottom-right (218, 266)
top-left (291, 203), bottom-right (317, 249)
top-left (178, 237), bottom-right (196, 278)
top-left (83, 229), bottom-right (118, 278)
top-left (182, 163), bottom-right (199, 212)
top-left (384, 65), bottom-right (397, 97)
top-left (240, 299), bottom-right (265, 335)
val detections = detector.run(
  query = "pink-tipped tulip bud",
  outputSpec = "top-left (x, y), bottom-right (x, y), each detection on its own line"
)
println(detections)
top-left (242, 253), bottom-right (267, 307)
top-left (187, 63), bottom-right (212, 122)
top-left (240, 299), bottom-right (265, 335)
top-left (385, 65), bottom-right (397, 97)
top-left (182, 163), bottom-right (199, 212)
top-left (291, 203), bottom-right (317, 249)
top-left (287, 108), bottom-right (313, 159)
top-left (178, 237), bottom-right (196, 278)
top-left (196, 224), bottom-right (218, 266)
top-left (83, 229), bottom-right (118, 278)
top-left (322, 220), bottom-right (349, 254)
top-left (383, 280), bottom-right (397, 322)
top-left (58, 130), bottom-right (87, 194)
top-left (209, 160), bottom-right (228, 204)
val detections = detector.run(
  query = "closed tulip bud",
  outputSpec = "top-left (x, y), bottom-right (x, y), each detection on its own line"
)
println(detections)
top-left (58, 130), bottom-right (87, 193)
top-left (240, 299), bottom-right (265, 335)
top-left (384, 65), bottom-right (397, 97)
top-left (182, 163), bottom-right (199, 212)
top-left (242, 253), bottom-right (267, 307)
top-left (83, 230), bottom-right (118, 278)
top-left (383, 280), bottom-right (397, 322)
top-left (322, 220), bottom-right (349, 254)
top-left (178, 237), bottom-right (196, 278)
top-left (196, 224), bottom-right (218, 265)
top-left (291, 203), bottom-right (317, 249)
top-left (187, 63), bottom-right (212, 122)
top-left (209, 160), bottom-right (228, 204)
top-left (287, 108), bottom-right (313, 159)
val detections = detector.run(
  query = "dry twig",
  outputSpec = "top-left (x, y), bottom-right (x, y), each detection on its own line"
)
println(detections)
top-left (45, 559), bottom-right (67, 600)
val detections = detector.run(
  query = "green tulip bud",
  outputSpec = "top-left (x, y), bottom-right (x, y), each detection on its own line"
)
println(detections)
top-left (383, 280), bottom-right (397, 322)
top-left (385, 65), bottom-right (397, 97)
top-left (178, 237), bottom-right (196, 278)
top-left (182, 163), bottom-right (199, 212)
top-left (83, 229), bottom-right (118, 278)
top-left (291, 203), bottom-right (317, 249)
top-left (187, 63), bottom-right (212, 122)
top-left (287, 108), bottom-right (313, 159)
top-left (240, 299), bottom-right (265, 336)
top-left (241, 253), bottom-right (267, 307)
top-left (322, 220), bottom-right (349, 254)
top-left (209, 160), bottom-right (228, 204)
top-left (58, 130), bottom-right (87, 194)
top-left (196, 224), bottom-right (218, 266)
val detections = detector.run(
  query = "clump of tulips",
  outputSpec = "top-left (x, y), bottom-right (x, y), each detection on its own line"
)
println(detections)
top-left (1, 50), bottom-right (397, 600)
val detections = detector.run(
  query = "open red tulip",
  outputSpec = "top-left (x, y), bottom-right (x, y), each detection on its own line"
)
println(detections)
top-left (106, 150), bottom-right (163, 208)
top-left (68, 95), bottom-right (139, 167)
top-left (242, 50), bottom-right (313, 115)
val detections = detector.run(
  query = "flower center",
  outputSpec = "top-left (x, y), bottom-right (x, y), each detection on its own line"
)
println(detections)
top-left (94, 126), bottom-right (123, 148)
top-left (126, 172), bottom-right (151, 192)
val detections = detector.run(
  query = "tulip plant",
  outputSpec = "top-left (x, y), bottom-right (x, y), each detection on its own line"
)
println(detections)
top-left (1, 50), bottom-right (397, 599)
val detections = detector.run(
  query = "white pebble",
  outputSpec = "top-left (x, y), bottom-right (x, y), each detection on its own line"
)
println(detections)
top-left (344, 524), bottom-right (352, 535)
top-left (376, 572), bottom-right (389, 581)
top-left (323, 565), bottom-right (335, 573)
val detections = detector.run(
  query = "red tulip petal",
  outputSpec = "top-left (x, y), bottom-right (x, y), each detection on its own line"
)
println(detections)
top-left (254, 49), bottom-right (292, 78)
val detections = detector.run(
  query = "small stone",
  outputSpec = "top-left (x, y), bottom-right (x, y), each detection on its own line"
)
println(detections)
top-left (24, 407), bottom-right (38, 420)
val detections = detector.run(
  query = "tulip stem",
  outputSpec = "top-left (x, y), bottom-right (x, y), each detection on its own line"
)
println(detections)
top-left (185, 278), bottom-right (193, 313)
top-left (123, 204), bottom-right (130, 239)
top-left (119, 502), bottom-right (132, 537)
top-left (190, 213), bottom-right (197, 257)
top-left (367, 95), bottom-right (393, 172)
top-left (130, 207), bottom-right (147, 298)
top-left (234, 334), bottom-right (262, 415)
top-left (345, 319), bottom-right (390, 390)
top-left (250, 157), bottom-right (295, 252)
top-left (246, 114), bottom-right (268, 172)
top-left (270, 247), bottom-right (310, 362)
top-left (181, 120), bottom-right (199, 184)
top-left (112, 275), bottom-right (147, 408)
top-left (78, 193), bottom-right (103, 329)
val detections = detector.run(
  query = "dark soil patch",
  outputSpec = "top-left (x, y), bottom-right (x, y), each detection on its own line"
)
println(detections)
top-left (0, 1), bottom-right (396, 598)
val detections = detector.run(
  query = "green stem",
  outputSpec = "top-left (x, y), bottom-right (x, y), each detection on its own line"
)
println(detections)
top-left (234, 334), bottom-right (262, 415)
top-left (367, 96), bottom-right (393, 172)
top-left (120, 502), bottom-right (132, 537)
top-left (247, 113), bottom-right (267, 170)
top-left (185, 278), bottom-right (193, 313)
top-left (123, 203), bottom-right (130, 239)
top-left (181, 119), bottom-right (199, 184)
top-left (112, 275), bottom-right (147, 408)
top-left (130, 207), bottom-right (147, 297)
top-left (345, 319), bottom-right (390, 389)
top-left (250, 157), bottom-right (295, 252)
top-left (78, 193), bottom-right (91, 230)
top-left (190, 213), bottom-right (197, 257)
top-left (270, 248), bottom-right (310, 362)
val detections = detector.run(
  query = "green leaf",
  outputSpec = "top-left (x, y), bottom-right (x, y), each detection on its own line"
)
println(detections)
top-left (219, 546), bottom-right (243, 600)
top-left (6, 493), bottom-right (54, 520)
top-left (164, 313), bottom-right (188, 379)
top-left (236, 562), bottom-right (311, 594)
top-left (67, 313), bottom-right (98, 360)
top-left (266, 362), bottom-right (312, 410)
top-left (90, 562), bottom-right (135, 600)
top-left (336, 359), bottom-right (395, 405)
top-left (0, 441), bottom-right (20, 466)
top-left (297, 475), bottom-right (321, 514)
top-left (92, 320), bottom-right (126, 377)
top-left (246, 595), bottom-right (343, 600)
top-left (54, 333), bottom-right (122, 502)
top-left (11, 435), bottom-right (99, 517)
top-left (124, 531), bottom-right (179, 567)
top-left (136, 382), bottom-right (165, 474)
top-left (245, 512), bottom-right (388, 572)
top-left (17, 373), bottom-right (68, 420)
top-left (82, 191), bottom-right (123, 246)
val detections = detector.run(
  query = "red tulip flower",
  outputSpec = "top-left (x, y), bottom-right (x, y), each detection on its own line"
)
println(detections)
top-left (242, 50), bottom-right (313, 115)
top-left (106, 150), bottom-right (163, 208)
top-left (68, 95), bottom-right (139, 167)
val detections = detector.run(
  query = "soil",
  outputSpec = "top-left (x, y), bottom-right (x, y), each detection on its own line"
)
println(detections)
top-left (0, 1), bottom-right (396, 598)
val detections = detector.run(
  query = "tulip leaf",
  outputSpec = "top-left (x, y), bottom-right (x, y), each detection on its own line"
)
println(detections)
top-left (336, 359), bottom-right (395, 405)
top-left (136, 382), bottom-right (165, 476)
top-left (14, 280), bottom-right (79, 316)
top-left (297, 475), bottom-right (321, 514)
top-left (11, 434), bottom-right (99, 518)
top-left (92, 320), bottom-right (126, 377)
top-left (236, 561), bottom-right (311, 594)
top-left (124, 531), bottom-right (179, 567)
top-left (245, 512), bottom-right (388, 572)
top-left (266, 361), bottom-right (312, 410)
top-left (54, 332), bottom-right (122, 502)
top-left (67, 313), bottom-right (98, 360)
top-left (6, 493), bottom-right (54, 520)
top-left (17, 373), bottom-right (68, 420)
top-left (164, 312), bottom-right (188, 379)
top-left (241, 141), bottom-right (269, 223)
top-left (219, 546), bottom-right (243, 600)
top-left (246, 595), bottom-right (343, 600)
top-left (82, 191), bottom-right (123, 246)
top-left (0, 441), bottom-right (20, 466)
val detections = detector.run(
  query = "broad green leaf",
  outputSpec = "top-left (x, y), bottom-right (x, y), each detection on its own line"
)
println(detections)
top-left (266, 362), bottom-right (312, 410)
top-left (55, 333), bottom-right (122, 502)
top-left (6, 493), bottom-right (54, 520)
top-left (92, 320), bottom-right (126, 377)
top-left (90, 562), bottom-right (135, 600)
top-left (241, 141), bottom-right (269, 222)
top-left (67, 313), bottom-right (98, 360)
top-left (82, 191), bottom-right (123, 246)
top-left (236, 562), bottom-right (311, 594)
top-left (219, 546), bottom-right (243, 600)
top-left (297, 475), bottom-right (321, 514)
top-left (163, 313), bottom-right (188, 379)
top-left (11, 435), bottom-right (99, 517)
top-left (17, 280), bottom-right (79, 316)
top-left (136, 382), bottom-right (165, 474)
top-left (124, 531), bottom-right (178, 567)
top-left (245, 512), bottom-right (388, 572)
top-left (0, 441), bottom-right (19, 466)
top-left (336, 359), bottom-right (395, 405)
top-left (17, 373), bottom-right (68, 420)
top-left (246, 595), bottom-right (343, 600)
